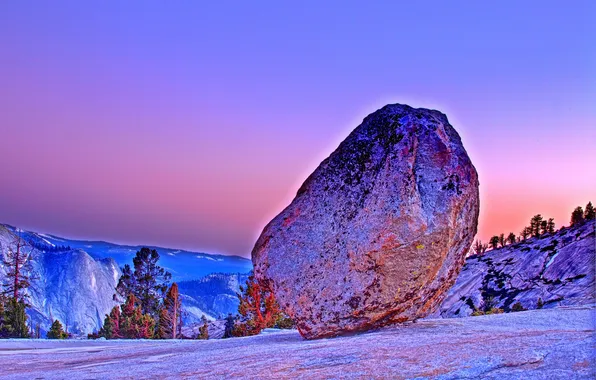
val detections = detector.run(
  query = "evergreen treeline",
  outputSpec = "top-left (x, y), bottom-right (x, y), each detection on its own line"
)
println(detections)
top-left (91, 248), bottom-right (184, 340)
top-left (27, 240), bottom-right (71, 253)
top-left (472, 201), bottom-right (594, 256)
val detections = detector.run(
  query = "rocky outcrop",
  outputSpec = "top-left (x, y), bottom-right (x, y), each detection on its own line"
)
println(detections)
top-left (434, 220), bottom-right (596, 317)
top-left (252, 104), bottom-right (480, 339)
top-left (0, 224), bottom-right (121, 336)
top-left (0, 223), bottom-right (252, 335)
top-left (178, 273), bottom-right (250, 323)
top-left (2, 306), bottom-right (594, 379)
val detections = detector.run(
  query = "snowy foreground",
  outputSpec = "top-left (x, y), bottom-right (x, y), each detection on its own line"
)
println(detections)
top-left (1, 306), bottom-right (594, 379)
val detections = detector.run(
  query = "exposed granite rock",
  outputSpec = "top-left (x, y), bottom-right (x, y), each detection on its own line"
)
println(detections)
top-left (434, 220), bottom-right (596, 317)
top-left (252, 104), bottom-right (480, 339)
top-left (1, 306), bottom-right (593, 379)
top-left (0, 225), bottom-right (121, 336)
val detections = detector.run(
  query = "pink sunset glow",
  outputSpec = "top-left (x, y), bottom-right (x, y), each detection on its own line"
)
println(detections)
top-left (1, 2), bottom-right (594, 257)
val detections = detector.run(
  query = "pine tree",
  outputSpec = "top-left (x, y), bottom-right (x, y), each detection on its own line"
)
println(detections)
top-left (546, 218), bottom-right (556, 234)
top-left (506, 232), bottom-right (516, 245)
top-left (2, 236), bottom-right (35, 301)
top-left (0, 295), bottom-right (6, 338)
top-left (473, 240), bottom-right (487, 255)
top-left (540, 220), bottom-right (548, 235)
top-left (571, 207), bottom-right (585, 226)
top-left (47, 319), bottom-right (67, 339)
top-left (498, 233), bottom-right (505, 248)
top-left (2, 298), bottom-right (29, 338)
top-left (99, 294), bottom-right (156, 339)
top-left (100, 306), bottom-right (122, 339)
top-left (584, 201), bottom-right (595, 221)
top-left (157, 283), bottom-right (181, 339)
top-left (520, 227), bottom-right (530, 241)
top-left (235, 275), bottom-right (282, 336)
top-left (114, 264), bottom-right (135, 302)
top-left (489, 236), bottom-right (500, 250)
top-left (156, 308), bottom-right (171, 339)
top-left (530, 214), bottom-right (543, 237)
top-left (223, 314), bottom-right (235, 339)
top-left (115, 248), bottom-right (171, 317)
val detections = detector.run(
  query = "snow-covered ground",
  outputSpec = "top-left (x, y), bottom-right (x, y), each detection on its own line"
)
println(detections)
top-left (1, 305), bottom-right (594, 379)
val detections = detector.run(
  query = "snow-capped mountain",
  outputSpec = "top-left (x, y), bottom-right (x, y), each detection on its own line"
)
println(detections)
top-left (0, 223), bottom-right (253, 336)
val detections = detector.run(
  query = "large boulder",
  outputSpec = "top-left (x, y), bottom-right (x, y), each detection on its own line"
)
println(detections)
top-left (252, 104), bottom-right (479, 339)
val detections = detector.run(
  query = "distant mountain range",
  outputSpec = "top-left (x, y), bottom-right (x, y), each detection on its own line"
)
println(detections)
top-left (0, 223), bottom-right (253, 336)
top-left (2, 224), bottom-right (252, 281)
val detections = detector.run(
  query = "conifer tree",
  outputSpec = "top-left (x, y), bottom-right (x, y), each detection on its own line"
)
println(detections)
top-left (530, 215), bottom-right (543, 237)
top-left (571, 207), bottom-right (585, 226)
top-left (498, 233), bottom-right (505, 248)
top-left (473, 240), bottom-right (487, 255)
top-left (115, 248), bottom-right (171, 317)
top-left (540, 220), bottom-right (548, 235)
top-left (520, 227), bottom-right (530, 241)
top-left (2, 298), bottom-right (29, 338)
top-left (47, 319), bottom-right (67, 339)
top-left (489, 236), bottom-right (500, 250)
top-left (546, 218), bottom-right (555, 234)
top-left (99, 294), bottom-right (155, 339)
top-left (156, 308), bottom-right (171, 339)
top-left (2, 236), bottom-right (35, 301)
top-left (0, 296), bottom-right (6, 338)
top-left (223, 314), bottom-right (235, 339)
top-left (157, 283), bottom-right (181, 339)
top-left (506, 232), bottom-right (516, 245)
top-left (584, 201), bottom-right (595, 221)
top-left (235, 275), bottom-right (282, 336)
top-left (100, 306), bottom-right (122, 339)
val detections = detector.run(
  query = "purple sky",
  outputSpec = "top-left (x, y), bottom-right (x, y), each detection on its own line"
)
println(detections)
top-left (1, 1), bottom-right (594, 257)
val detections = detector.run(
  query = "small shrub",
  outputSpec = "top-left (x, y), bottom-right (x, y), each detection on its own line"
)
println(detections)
top-left (537, 298), bottom-right (544, 309)
top-left (197, 322), bottom-right (209, 340)
top-left (511, 302), bottom-right (527, 312)
top-left (275, 315), bottom-right (295, 329)
top-left (47, 320), bottom-right (67, 339)
top-left (485, 307), bottom-right (504, 315)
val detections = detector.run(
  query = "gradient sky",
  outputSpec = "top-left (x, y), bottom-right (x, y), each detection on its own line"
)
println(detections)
top-left (1, 1), bottom-right (594, 257)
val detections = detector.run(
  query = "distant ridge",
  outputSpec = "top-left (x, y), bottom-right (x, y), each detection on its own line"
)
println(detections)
top-left (0, 223), bottom-right (253, 281)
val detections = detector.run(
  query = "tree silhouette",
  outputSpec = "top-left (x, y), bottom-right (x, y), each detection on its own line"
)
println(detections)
top-left (489, 236), bottom-right (500, 250)
top-left (530, 215), bottom-right (543, 237)
top-left (506, 232), bottom-right (516, 245)
top-left (571, 207), bottom-right (585, 226)
top-left (115, 248), bottom-right (172, 317)
top-left (546, 218), bottom-right (555, 234)
top-left (473, 240), bottom-right (487, 255)
top-left (498, 233), bottom-right (505, 248)
top-left (585, 201), bottom-right (595, 221)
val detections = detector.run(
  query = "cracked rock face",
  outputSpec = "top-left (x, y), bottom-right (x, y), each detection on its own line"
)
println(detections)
top-left (434, 220), bottom-right (596, 318)
top-left (252, 104), bottom-right (479, 339)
